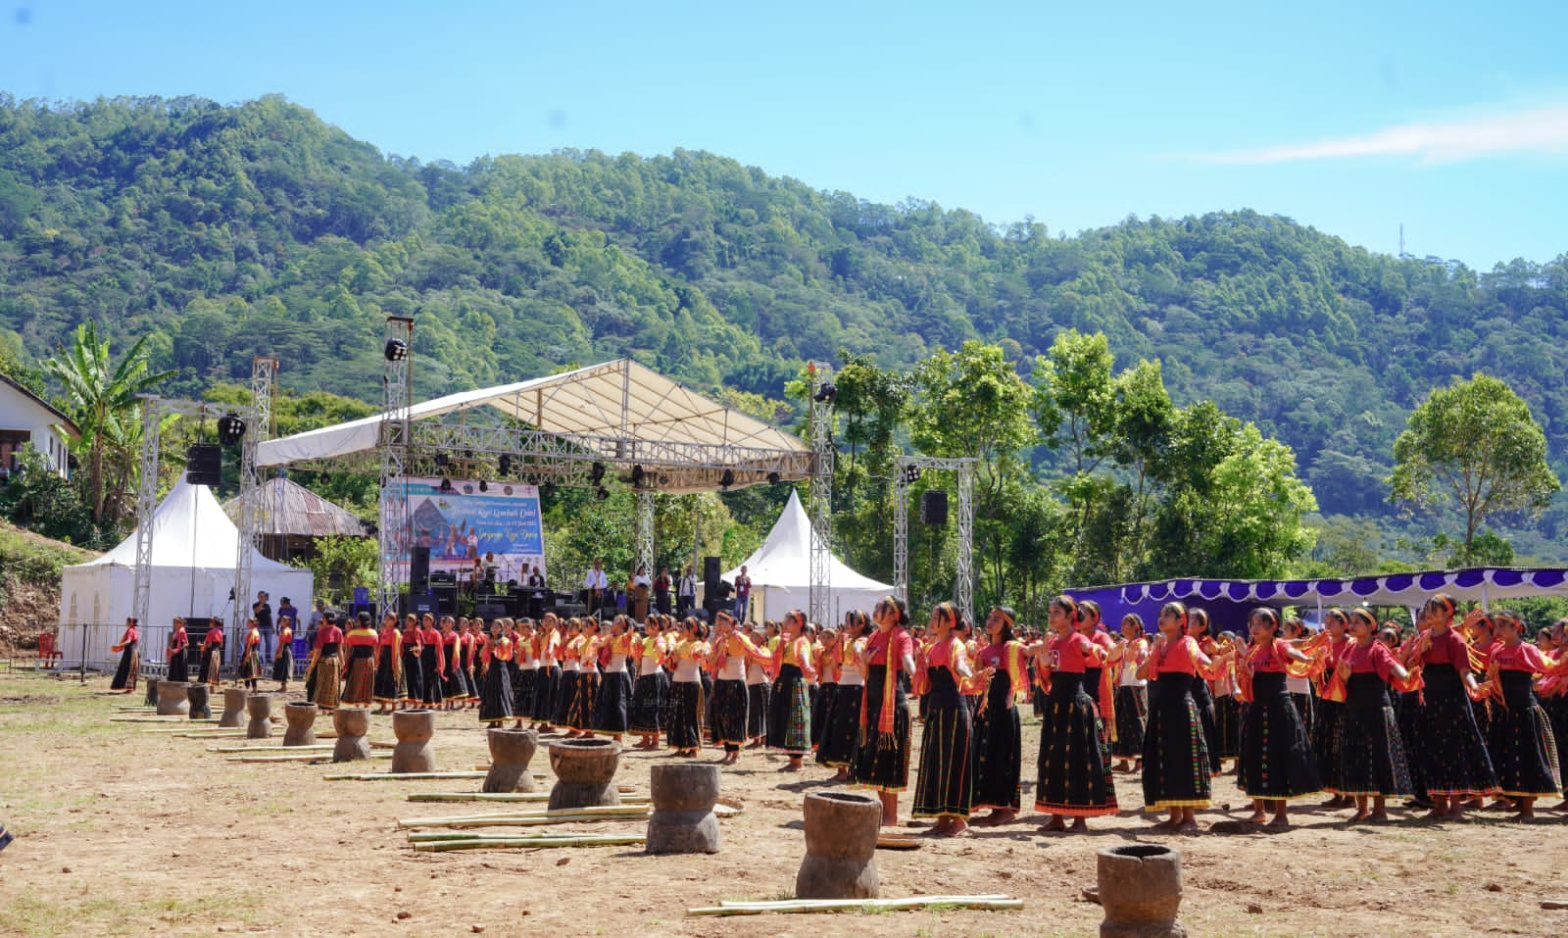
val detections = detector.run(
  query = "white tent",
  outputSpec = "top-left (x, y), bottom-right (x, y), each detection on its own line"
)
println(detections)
top-left (723, 490), bottom-right (892, 624)
top-left (56, 480), bottom-right (313, 669)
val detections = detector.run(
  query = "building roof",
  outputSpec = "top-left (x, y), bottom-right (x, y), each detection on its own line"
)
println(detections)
top-left (223, 477), bottom-right (371, 539)
top-left (0, 371), bottom-right (81, 438)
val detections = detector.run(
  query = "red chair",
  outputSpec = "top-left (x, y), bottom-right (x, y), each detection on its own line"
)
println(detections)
top-left (36, 631), bottom-right (62, 669)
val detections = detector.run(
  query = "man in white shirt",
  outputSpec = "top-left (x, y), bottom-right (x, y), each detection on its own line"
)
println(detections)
top-left (584, 559), bottom-right (609, 615)
top-left (677, 565), bottom-right (697, 618)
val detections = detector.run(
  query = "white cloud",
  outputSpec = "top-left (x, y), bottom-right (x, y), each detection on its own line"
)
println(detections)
top-left (1198, 104), bottom-right (1568, 165)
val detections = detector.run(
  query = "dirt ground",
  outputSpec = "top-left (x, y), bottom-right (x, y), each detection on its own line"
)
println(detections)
top-left (1, 670), bottom-right (1565, 938)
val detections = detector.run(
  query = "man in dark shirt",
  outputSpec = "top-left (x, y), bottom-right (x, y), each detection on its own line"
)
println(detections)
top-left (252, 591), bottom-right (274, 659)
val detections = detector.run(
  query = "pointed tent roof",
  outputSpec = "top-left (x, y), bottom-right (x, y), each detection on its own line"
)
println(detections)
top-left (223, 477), bottom-right (370, 539)
top-left (79, 478), bottom-right (297, 572)
top-left (724, 490), bottom-right (891, 592)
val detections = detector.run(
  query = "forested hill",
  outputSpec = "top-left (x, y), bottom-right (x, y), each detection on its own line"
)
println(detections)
top-left (3, 94), bottom-right (1567, 533)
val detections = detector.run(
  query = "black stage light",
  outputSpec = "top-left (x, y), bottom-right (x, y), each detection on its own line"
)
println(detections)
top-left (478, 480), bottom-right (489, 493)
top-left (498, 454), bottom-right (512, 476)
top-left (813, 382), bottom-right (838, 404)
top-left (590, 461), bottom-right (606, 483)
top-left (903, 464), bottom-right (922, 484)
top-left (596, 486), bottom-right (610, 501)
top-left (217, 412), bottom-right (246, 446)
top-left (384, 338), bottom-right (409, 362)
top-left (542, 481), bottom-right (556, 498)
top-left (719, 469), bottom-right (735, 489)
top-left (767, 471), bottom-right (781, 485)
top-left (631, 464), bottom-right (646, 488)
top-left (439, 478), bottom-right (453, 494)
top-left (435, 453), bottom-right (449, 468)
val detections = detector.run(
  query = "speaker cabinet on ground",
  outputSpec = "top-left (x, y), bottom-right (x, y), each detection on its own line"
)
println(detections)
top-left (703, 555), bottom-right (722, 587)
top-left (409, 546), bottom-right (431, 595)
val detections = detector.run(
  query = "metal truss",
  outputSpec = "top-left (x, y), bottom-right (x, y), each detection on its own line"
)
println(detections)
top-left (233, 357), bottom-right (275, 635)
top-left (807, 363), bottom-right (835, 628)
top-left (378, 317), bottom-right (414, 616)
top-left (635, 489), bottom-right (655, 580)
top-left (892, 455), bottom-right (977, 622)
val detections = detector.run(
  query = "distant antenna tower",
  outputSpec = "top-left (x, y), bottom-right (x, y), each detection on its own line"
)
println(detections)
top-left (1399, 223), bottom-right (1406, 258)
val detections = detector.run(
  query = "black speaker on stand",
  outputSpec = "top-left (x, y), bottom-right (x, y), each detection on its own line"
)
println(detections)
top-left (921, 490), bottom-right (949, 525)
top-left (410, 546), bottom-right (431, 595)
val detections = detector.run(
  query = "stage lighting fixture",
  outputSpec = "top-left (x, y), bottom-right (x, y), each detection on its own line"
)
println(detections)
top-left (478, 480), bottom-right (489, 493)
top-left (498, 454), bottom-right (512, 476)
top-left (596, 486), bottom-right (610, 501)
top-left (542, 482), bottom-right (557, 498)
top-left (439, 478), bottom-right (453, 494)
top-left (903, 464), bottom-right (922, 484)
top-left (435, 453), bottom-right (449, 468)
top-left (216, 412), bottom-right (246, 446)
top-left (631, 464), bottom-right (646, 488)
top-left (590, 461), bottom-right (606, 483)
top-left (384, 338), bottom-right (409, 362)
top-left (813, 382), bottom-right (838, 404)
top-left (719, 469), bottom-right (735, 489)
top-left (767, 471), bottom-right (781, 485)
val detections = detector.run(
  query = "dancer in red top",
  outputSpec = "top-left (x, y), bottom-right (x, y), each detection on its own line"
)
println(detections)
top-left (851, 598), bottom-right (916, 826)
top-left (1032, 596), bottom-right (1118, 832)
top-left (166, 618), bottom-right (190, 684)
top-left (1234, 607), bottom-right (1320, 827)
top-left (308, 613), bottom-right (345, 711)
top-left (1136, 602), bottom-right (1215, 833)
top-left (373, 614), bottom-right (403, 713)
top-left (340, 612), bottom-right (379, 708)
top-left (971, 606), bottom-right (1029, 825)
top-left (272, 615), bottom-right (295, 693)
top-left (109, 617), bottom-right (140, 693)
top-left (1334, 607), bottom-right (1415, 822)
top-left (199, 622), bottom-right (225, 686)
top-left (1402, 596), bottom-right (1499, 819)
top-left (1483, 610), bottom-right (1567, 819)
top-left (911, 602), bottom-right (976, 836)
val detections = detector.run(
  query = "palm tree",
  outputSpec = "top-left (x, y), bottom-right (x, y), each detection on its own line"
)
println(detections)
top-left (43, 321), bottom-right (174, 523)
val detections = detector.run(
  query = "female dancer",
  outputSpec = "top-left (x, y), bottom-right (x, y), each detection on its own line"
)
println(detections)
top-left (271, 614), bottom-right (294, 693)
top-left (1185, 608), bottom-right (1223, 776)
top-left (1282, 617), bottom-right (1315, 733)
top-left (1403, 597), bottom-right (1499, 819)
top-left (758, 610), bottom-right (818, 772)
top-left (199, 620), bottom-right (224, 687)
top-left (1335, 607), bottom-right (1414, 822)
top-left (238, 618), bottom-right (262, 691)
top-left (1137, 602), bottom-right (1215, 833)
top-left (744, 625), bottom-right (773, 749)
top-left (166, 617), bottom-right (190, 684)
top-left (512, 619), bottom-right (539, 730)
top-left (1077, 601), bottom-right (1117, 741)
top-left (819, 610), bottom-right (870, 780)
top-left (958, 616), bottom-right (985, 715)
top-left (630, 616), bottom-right (668, 748)
top-left (811, 627), bottom-right (840, 754)
top-left (373, 613), bottom-right (403, 714)
top-left (853, 597), bottom-right (916, 826)
top-left (592, 615), bottom-right (634, 741)
top-left (307, 612), bottom-right (344, 711)
top-left (1211, 632), bottom-right (1243, 769)
top-left (1108, 614), bottom-right (1149, 773)
top-left (1483, 610), bottom-right (1565, 819)
top-left (400, 614), bottom-right (424, 709)
top-left (340, 613), bottom-right (378, 708)
top-left (419, 613), bottom-right (445, 709)
top-left (478, 619), bottom-right (514, 727)
top-left (109, 617), bottom-right (140, 693)
top-left (1234, 607), bottom-right (1321, 827)
top-left (556, 619), bottom-right (584, 735)
top-left (666, 617), bottom-right (706, 757)
top-left (709, 611), bottom-right (757, 764)
top-left (1033, 596), bottom-right (1119, 832)
top-left (439, 617), bottom-right (466, 709)
top-left (570, 619), bottom-right (602, 736)
top-left (1313, 609), bottom-right (1352, 807)
top-left (533, 614), bottom-right (561, 732)
top-left (971, 606), bottom-right (1028, 825)
top-left (912, 602), bottom-right (976, 836)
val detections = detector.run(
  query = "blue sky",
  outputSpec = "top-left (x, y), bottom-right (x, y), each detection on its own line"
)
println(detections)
top-left (3, 0), bottom-right (1565, 269)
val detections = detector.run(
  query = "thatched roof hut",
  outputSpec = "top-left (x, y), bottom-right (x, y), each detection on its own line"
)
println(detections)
top-left (224, 477), bottom-right (371, 561)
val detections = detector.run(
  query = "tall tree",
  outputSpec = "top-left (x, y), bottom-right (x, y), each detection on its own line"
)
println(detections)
top-left (1390, 373), bottom-right (1560, 563)
top-left (42, 321), bottom-right (174, 523)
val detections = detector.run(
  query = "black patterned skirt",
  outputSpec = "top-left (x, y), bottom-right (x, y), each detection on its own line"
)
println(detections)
top-left (111, 641), bottom-right (139, 690)
top-left (817, 681), bottom-right (863, 767)
top-left (1236, 673), bottom-right (1321, 800)
top-left (238, 647), bottom-right (261, 681)
top-left (811, 682), bottom-right (836, 749)
top-left (441, 650), bottom-right (467, 700)
top-left (1141, 672), bottom-right (1212, 811)
top-left (512, 666), bottom-right (538, 718)
top-left (342, 650), bottom-right (375, 706)
top-left (747, 681), bottom-right (770, 738)
top-left (1035, 671), bottom-right (1117, 817)
top-left (420, 646), bottom-right (444, 706)
top-left (853, 665), bottom-right (912, 792)
top-left (567, 671), bottom-right (598, 731)
top-left (167, 647), bottom-right (190, 684)
top-left (401, 648), bottom-right (424, 705)
top-left (311, 655), bottom-right (342, 710)
top-left (1190, 678), bottom-right (1221, 774)
top-left (1545, 695), bottom-right (1568, 776)
top-left (1416, 666), bottom-right (1498, 797)
top-left (711, 678), bottom-right (749, 748)
top-left (913, 670), bottom-right (974, 819)
top-left (1112, 684), bottom-right (1148, 758)
top-left (202, 646), bottom-right (223, 685)
top-left (593, 670), bottom-right (632, 735)
top-left (1398, 688), bottom-right (1427, 799)
top-left (667, 680), bottom-right (703, 749)
top-left (630, 669), bottom-right (667, 734)
top-left (553, 668), bottom-right (578, 726)
top-left (533, 665), bottom-right (560, 723)
top-left (1290, 690), bottom-right (1315, 735)
top-left (374, 646), bottom-right (401, 703)
top-left (1336, 674), bottom-right (1413, 797)
top-left (1215, 694), bottom-right (1242, 760)
top-left (479, 660), bottom-right (514, 723)
top-left (1487, 672), bottom-right (1563, 798)
top-left (271, 648), bottom-right (293, 683)
top-left (971, 671), bottom-right (1021, 812)
top-left (1312, 698), bottom-right (1345, 793)
top-left (766, 664), bottom-right (813, 755)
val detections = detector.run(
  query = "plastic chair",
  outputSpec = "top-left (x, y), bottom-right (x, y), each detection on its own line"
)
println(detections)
top-left (37, 632), bottom-right (62, 669)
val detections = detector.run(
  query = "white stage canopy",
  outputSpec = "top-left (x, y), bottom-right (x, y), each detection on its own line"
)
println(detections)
top-left (257, 359), bottom-right (809, 493)
top-left (724, 490), bottom-right (892, 624)
top-left (57, 480), bottom-right (313, 669)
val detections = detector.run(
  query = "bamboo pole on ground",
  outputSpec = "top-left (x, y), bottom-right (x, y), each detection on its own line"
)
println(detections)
top-left (686, 896), bottom-right (1022, 916)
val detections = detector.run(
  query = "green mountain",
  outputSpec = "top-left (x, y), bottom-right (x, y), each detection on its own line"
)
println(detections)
top-left (3, 93), bottom-right (1566, 555)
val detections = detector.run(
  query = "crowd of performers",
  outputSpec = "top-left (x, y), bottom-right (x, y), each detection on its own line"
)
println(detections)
top-left (109, 590), bottom-right (1568, 838)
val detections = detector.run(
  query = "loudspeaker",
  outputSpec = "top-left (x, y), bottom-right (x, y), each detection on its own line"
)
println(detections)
top-left (185, 444), bottom-right (222, 486)
top-left (409, 547), bottom-right (431, 595)
top-left (475, 603), bottom-right (507, 621)
top-left (921, 490), bottom-right (948, 525)
top-left (703, 556), bottom-right (722, 588)
top-left (404, 593), bottom-right (439, 619)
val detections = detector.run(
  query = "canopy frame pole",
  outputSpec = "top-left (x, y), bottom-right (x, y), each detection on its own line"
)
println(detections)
top-left (635, 489), bottom-right (655, 587)
top-left (378, 317), bottom-right (415, 620)
top-left (807, 363), bottom-right (834, 628)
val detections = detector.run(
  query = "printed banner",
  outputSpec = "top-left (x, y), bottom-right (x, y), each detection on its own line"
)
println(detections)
top-left (388, 477), bottom-right (546, 584)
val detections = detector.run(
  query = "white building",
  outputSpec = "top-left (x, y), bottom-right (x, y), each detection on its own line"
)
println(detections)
top-left (0, 372), bottom-right (78, 478)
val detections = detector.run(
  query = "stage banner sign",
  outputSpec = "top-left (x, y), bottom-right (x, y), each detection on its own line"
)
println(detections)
top-left (392, 477), bottom-right (546, 583)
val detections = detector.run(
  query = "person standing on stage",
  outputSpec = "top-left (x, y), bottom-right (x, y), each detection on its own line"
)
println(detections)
top-left (678, 565), bottom-right (697, 618)
top-left (252, 591), bottom-right (274, 661)
top-left (527, 565), bottom-right (546, 589)
top-left (654, 566), bottom-right (673, 617)
top-left (584, 559), bottom-right (609, 616)
top-left (733, 565), bottom-right (752, 622)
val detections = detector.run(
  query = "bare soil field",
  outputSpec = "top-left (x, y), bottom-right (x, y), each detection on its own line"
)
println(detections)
top-left (0, 670), bottom-right (1564, 937)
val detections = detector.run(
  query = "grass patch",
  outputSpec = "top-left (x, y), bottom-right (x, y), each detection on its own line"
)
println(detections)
top-left (0, 890), bottom-right (270, 937)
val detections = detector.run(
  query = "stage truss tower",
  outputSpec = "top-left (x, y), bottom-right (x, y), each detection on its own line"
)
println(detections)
top-left (378, 317), bottom-right (414, 618)
top-left (892, 455), bottom-right (976, 622)
top-left (807, 362), bottom-right (835, 627)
